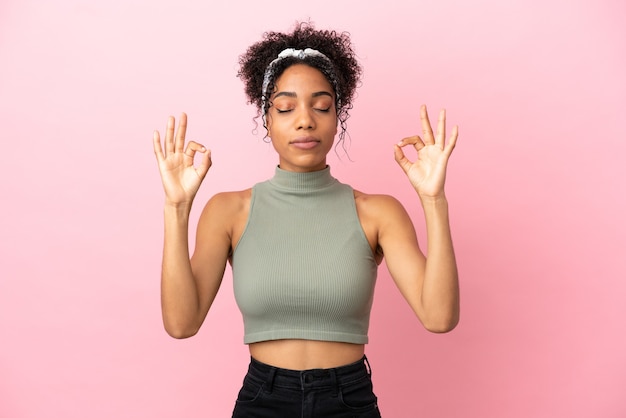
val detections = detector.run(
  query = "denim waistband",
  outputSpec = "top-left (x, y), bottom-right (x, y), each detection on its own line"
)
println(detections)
top-left (247, 355), bottom-right (372, 394)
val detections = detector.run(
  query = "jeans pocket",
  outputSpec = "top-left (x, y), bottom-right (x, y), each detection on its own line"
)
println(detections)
top-left (235, 375), bottom-right (264, 404)
top-left (338, 376), bottom-right (379, 411)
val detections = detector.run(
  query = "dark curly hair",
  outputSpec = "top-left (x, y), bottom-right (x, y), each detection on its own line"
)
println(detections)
top-left (237, 22), bottom-right (362, 143)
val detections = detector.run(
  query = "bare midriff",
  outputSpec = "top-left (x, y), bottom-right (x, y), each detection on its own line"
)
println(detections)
top-left (249, 339), bottom-right (365, 370)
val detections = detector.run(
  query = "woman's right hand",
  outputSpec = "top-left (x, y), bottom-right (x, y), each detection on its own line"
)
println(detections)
top-left (153, 113), bottom-right (212, 207)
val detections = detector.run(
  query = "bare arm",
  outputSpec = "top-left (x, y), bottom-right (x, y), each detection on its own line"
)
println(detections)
top-left (383, 105), bottom-right (459, 332)
top-left (153, 113), bottom-right (229, 338)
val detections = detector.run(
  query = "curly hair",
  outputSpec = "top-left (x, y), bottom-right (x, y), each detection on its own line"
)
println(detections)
top-left (237, 22), bottom-right (362, 143)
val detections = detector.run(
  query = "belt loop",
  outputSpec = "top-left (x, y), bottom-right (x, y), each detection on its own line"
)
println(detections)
top-left (363, 355), bottom-right (372, 377)
top-left (264, 367), bottom-right (277, 394)
top-left (329, 369), bottom-right (339, 397)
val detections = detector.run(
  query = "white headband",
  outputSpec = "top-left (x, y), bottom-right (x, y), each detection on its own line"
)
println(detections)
top-left (261, 48), bottom-right (339, 114)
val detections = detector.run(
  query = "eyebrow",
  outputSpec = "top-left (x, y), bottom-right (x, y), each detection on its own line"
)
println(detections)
top-left (273, 91), bottom-right (334, 99)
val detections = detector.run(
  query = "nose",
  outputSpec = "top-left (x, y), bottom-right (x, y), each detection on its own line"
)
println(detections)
top-left (296, 105), bottom-right (315, 130)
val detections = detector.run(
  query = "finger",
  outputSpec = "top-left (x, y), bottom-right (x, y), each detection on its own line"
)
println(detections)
top-left (185, 141), bottom-right (212, 180)
top-left (153, 130), bottom-right (165, 163)
top-left (175, 112), bottom-right (187, 153)
top-left (164, 116), bottom-right (175, 156)
top-left (393, 144), bottom-right (413, 174)
top-left (436, 109), bottom-right (446, 147)
top-left (420, 105), bottom-right (435, 145)
top-left (397, 135), bottom-right (426, 152)
top-left (185, 141), bottom-right (206, 158)
top-left (197, 148), bottom-right (212, 179)
top-left (443, 125), bottom-right (459, 157)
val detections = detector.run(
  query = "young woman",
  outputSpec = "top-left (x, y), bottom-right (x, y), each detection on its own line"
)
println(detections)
top-left (153, 22), bottom-right (459, 417)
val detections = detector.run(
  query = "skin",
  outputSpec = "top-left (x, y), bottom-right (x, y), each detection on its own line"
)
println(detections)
top-left (153, 64), bottom-right (459, 370)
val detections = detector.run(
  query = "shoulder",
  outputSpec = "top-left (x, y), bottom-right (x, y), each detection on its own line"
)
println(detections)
top-left (354, 189), bottom-right (417, 240)
top-left (353, 190), bottom-right (421, 263)
top-left (353, 189), bottom-right (409, 220)
top-left (197, 189), bottom-right (252, 227)
top-left (205, 189), bottom-right (252, 211)
top-left (352, 190), bottom-right (417, 259)
top-left (194, 189), bottom-right (252, 251)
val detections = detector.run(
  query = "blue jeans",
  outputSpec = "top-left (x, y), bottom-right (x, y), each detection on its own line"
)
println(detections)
top-left (232, 356), bottom-right (382, 417)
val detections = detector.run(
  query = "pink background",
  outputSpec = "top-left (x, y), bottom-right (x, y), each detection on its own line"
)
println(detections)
top-left (1, 0), bottom-right (625, 417)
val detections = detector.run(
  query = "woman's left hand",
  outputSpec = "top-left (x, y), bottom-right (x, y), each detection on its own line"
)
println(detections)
top-left (394, 105), bottom-right (458, 199)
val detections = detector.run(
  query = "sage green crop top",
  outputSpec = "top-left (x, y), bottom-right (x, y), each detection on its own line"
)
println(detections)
top-left (232, 166), bottom-right (378, 345)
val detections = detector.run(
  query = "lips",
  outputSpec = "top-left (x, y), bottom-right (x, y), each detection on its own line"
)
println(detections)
top-left (290, 137), bottom-right (320, 150)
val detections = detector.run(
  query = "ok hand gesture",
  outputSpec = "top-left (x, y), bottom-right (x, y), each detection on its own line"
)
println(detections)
top-left (394, 105), bottom-right (458, 200)
top-left (153, 113), bottom-right (212, 207)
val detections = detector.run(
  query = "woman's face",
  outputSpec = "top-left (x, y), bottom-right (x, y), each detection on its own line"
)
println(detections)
top-left (266, 64), bottom-right (338, 172)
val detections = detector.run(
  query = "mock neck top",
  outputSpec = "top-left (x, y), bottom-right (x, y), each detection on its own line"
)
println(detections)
top-left (268, 165), bottom-right (337, 191)
top-left (231, 166), bottom-right (378, 344)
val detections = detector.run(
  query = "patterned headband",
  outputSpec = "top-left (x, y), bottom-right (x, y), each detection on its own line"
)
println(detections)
top-left (261, 48), bottom-right (340, 114)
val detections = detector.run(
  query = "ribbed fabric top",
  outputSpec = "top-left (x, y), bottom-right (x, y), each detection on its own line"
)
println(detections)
top-left (232, 166), bottom-right (378, 344)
